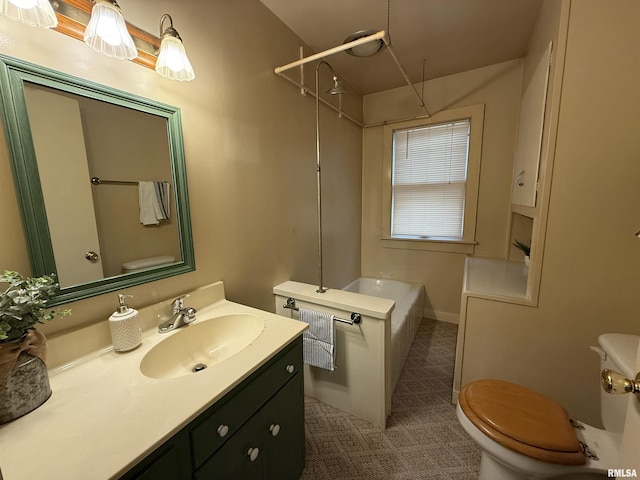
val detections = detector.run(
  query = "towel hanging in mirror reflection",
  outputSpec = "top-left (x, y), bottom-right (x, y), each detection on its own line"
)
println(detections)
top-left (139, 181), bottom-right (170, 225)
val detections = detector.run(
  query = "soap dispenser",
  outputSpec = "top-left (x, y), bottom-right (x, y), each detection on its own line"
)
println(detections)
top-left (109, 294), bottom-right (141, 352)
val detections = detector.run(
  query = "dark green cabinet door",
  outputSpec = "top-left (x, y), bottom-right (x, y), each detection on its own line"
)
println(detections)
top-left (261, 373), bottom-right (305, 480)
top-left (195, 374), bottom-right (304, 480)
top-left (194, 405), bottom-right (266, 480)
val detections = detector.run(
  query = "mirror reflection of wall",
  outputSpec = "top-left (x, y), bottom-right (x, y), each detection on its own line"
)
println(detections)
top-left (23, 83), bottom-right (181, 288)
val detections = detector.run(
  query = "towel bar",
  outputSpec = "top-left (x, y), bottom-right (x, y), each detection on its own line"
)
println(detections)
top-left (283, 298), bottom-right (361, 325)
top-left (91, 176), bottom-right (170, 186)
top-left (91, 176), bottom-right (138, 185)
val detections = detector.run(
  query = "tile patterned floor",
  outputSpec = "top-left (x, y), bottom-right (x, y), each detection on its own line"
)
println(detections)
top-left (301, 318), bottom-right (481, 480)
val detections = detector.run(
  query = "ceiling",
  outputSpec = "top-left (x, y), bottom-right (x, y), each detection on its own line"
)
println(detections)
top-left (261, 0), bottom-right (544, 95)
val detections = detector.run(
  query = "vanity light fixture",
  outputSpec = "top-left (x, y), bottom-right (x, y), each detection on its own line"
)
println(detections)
top-left (83, 0), bottom-right (137, 60)
top-left (155, 14), bottom-right (194, 81)
top-left (2, 0), bottom-right (194, 81)
top-left (0, 0), bottom-right (57, 28)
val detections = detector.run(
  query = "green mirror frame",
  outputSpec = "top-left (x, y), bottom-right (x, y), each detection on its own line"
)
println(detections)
top-left (0, 54), bottom-right (195, 305)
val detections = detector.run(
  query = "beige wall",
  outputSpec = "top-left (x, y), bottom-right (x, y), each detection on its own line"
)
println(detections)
top-left (362, 60), bottom-right (523, 321)
top-left (0, 0), bottom-right (362, 349)
top-left (460, 0), bottom-right (640, 425)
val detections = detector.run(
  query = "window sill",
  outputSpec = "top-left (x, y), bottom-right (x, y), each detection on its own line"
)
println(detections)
top-left (381, 236), bottom-right (477, 254)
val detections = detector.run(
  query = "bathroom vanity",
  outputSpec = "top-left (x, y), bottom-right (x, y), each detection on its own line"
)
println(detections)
top-left (0, 282), bottom-right (307, 480)
top-left (122, 338), bottom-right (303, 480)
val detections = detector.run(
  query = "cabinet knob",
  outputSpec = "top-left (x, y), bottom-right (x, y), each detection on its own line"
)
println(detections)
top-left (247, 447), bottom-right (260, 462)
top-left (285, 364), bottom-right (295, 374)
top-left (269, 424), bottom-right (280, 437)
top-left (217, 424), bottom-right (229, 437)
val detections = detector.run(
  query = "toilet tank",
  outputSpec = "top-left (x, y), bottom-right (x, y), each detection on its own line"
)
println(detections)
top-left (597, 333), bottom-right (640, 433)
top-left (122, 255), bottom-right (175, 273)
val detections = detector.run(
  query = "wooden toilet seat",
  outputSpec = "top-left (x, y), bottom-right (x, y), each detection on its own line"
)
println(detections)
top-left (459, 379), bottom-right (586, 465)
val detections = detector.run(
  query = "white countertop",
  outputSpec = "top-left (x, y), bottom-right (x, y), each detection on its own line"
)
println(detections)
top-left (0, 282), bottom-right (306, 480)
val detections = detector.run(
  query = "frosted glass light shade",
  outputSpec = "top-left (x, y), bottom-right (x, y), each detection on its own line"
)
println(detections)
top-left (155, 35), bottom-right (195, 81)
top-left (0, 0), bottom-right (57, 28)
top-left (83, 0), bottom-right (137, 60)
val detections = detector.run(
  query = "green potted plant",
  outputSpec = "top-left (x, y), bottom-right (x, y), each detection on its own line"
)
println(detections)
top-left (0, 270), bottom-right (71, 424)
top-left (0, 270), bottom-right (70, 342)
top-left (512, 240), bottom-right (531, 266)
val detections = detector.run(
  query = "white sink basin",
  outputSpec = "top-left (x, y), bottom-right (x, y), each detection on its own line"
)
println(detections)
top-left (140, 313), bottom-right (265, 379)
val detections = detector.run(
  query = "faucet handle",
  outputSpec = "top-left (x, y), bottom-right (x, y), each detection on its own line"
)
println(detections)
top-left (171, 294), bottom-right (190, 313)
top-left (182, 307), bottom-right (197, 324)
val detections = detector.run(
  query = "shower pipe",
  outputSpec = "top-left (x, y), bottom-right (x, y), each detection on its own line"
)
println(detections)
top-left (276, 72), bottom-right (363, 127)
top-left (314, 60), bottom-right (339, 293)
top-left (274, 29), bottom-right (430, 115)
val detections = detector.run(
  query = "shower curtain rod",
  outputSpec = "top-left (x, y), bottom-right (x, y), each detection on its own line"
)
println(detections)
top-left (274, 30), bottom-right (430, 116)
top-left (274, 30), bottom-right (386, 74)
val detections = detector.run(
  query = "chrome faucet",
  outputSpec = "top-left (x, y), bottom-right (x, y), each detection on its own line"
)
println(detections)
top-left (158, 294), bottom-right (197, 333)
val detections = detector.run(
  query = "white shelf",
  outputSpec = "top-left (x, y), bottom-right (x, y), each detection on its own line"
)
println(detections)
top-left (462, 257), bottom-right (528, 301)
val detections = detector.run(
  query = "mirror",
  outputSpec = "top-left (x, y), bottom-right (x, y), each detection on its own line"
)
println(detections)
top-left (0, 55), bottom-right (195, 305)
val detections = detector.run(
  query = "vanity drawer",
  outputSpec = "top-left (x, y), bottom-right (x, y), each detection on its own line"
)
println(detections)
top-left (190, 338), bottom-right (302, 469)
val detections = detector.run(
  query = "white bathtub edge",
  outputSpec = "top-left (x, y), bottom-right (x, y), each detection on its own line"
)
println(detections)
top-left (273, 281), bottom-right (394, 319)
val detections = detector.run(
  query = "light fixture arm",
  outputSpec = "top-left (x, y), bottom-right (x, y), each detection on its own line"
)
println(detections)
top-left (159, 13), bottom-right (181, 40)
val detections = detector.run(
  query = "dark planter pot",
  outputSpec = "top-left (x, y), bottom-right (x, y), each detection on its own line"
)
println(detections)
top-left (0, 330), bottom-right (52, 424)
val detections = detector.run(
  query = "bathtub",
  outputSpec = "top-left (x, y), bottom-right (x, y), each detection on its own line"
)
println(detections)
top-left (273, 277), bottom-right (424, 428)
top-left (343, 277), bottom-right (425, 392)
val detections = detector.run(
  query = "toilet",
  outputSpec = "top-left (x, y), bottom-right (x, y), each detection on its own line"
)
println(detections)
top-left (457, 333), bottom-right (639, 480)
top-left (122, 255), bottom-right (175, 274)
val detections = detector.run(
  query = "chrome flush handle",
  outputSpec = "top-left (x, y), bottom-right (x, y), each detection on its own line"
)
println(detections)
top-left (601, 369), bottom-right (640, 403)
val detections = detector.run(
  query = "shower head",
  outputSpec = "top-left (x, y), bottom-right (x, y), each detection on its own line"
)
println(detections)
top-left (327, 74), bottom-right (348, 95)
top-left (343, 29), bottom-right (385, 57)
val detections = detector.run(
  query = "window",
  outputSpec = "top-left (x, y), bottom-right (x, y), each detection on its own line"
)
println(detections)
top-left (392, 120), bottom-right (470, 238)
top-left (382, 105), bottom-right (484, 253)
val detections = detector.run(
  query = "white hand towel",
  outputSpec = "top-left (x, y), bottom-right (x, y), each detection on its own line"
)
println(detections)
top-left (139, 181), bottom-right (165, 225)
top-left (154, 181), bottom-right (170, 220)
top-left (299, 307), bottom-right (335, 371)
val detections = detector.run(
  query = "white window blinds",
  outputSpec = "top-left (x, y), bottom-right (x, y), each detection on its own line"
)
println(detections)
top-left (391, 120), bottom-right (470, 238)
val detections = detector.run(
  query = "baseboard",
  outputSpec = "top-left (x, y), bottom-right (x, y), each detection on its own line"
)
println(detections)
top-left (424, 308), bottom-right (459, 324)
top-left (451, 389), bottom-right (459, 404)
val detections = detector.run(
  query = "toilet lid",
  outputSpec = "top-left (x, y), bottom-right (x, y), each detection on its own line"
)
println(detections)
top-left (460, 379), bottom-right (586, 465)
